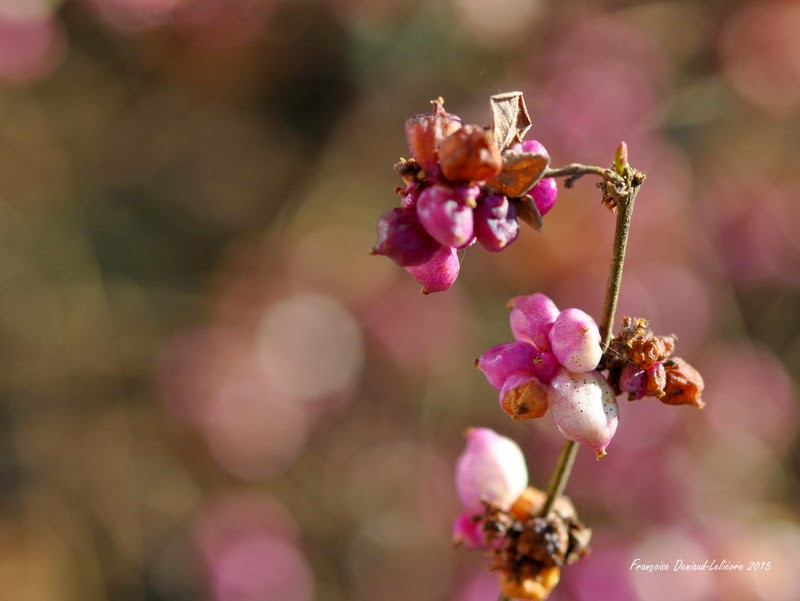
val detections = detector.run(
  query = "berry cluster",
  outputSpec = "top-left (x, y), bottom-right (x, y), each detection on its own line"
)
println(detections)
top-left (452, 429), bottom-right (591, 601)
top-left (371, 95), bottom-right (558, 293)
top-left (603, 317), bottom-right (705, 408)
top-left (476, 293), bottom-right (618, 458)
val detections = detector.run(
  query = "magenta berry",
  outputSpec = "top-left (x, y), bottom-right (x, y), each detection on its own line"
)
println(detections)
top-left (521, 139), bottom-right (550, 160)
top-left (455, 427), bottom-right (528, 512)
top-left (416, 184), bottom-right (477, 248)
top-left (509, 293), bottom-right (560, 350)
top-left (530, 177), bottom-right (558, 217)
top-left (404, 244), bottom-right (460, 294)
top-left (372, 207), bottom-right (442, 267)
top-left (452, 510), bottom-right (486, 549)
top-left (476, 341), bottom-right (539, 389)
top-left (548, 308), bottom-right (602, 373)
top-left (547, 368), bottom-right (619, 458)
top-left (474, 193), bottom-right (520, 252)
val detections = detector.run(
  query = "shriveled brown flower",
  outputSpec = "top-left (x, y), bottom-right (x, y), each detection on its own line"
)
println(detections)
top-left (662, 357), bottom-right (705, 409)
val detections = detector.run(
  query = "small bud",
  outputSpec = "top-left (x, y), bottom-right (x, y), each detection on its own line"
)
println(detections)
top-left (371, 207), bottom-right (441, 267)
top-left (547, 368), bottom-right (619, 458)
top-left (548, 308), bottom-right (603, 373)
top-left (404, 98), bottom-right (462, 173)
top-left (509, 293), bottom-right (560, 350)
top-left (474, 193), bottom-right (520, 252)
top-left (614, 141), bottom-right (629, 175)
top-left (438, 125), bottom-right (503, 183)
top-left (497, 567), bottom-right (560, 601)
top-left (500, 374), bottom-right (549, 420)
top-left (404, 244), bottom-right (460, 294)
top-left (399, 182), bottom-right (421, 208)
top-left (455, 428), bottom-right (528, 512)
top-left (416, 184), bottom-right (477, 248)
top-left (530, 177), bottom-right (558, 217)
top-left (661, 357), bottom-right (705, 408)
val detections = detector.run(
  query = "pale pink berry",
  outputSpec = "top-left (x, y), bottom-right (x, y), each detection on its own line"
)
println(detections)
top-left (548, 308), bottom-right (602, 372)
top-left (547, 368), bottom-right (619, 458)
top-left (520, 139), bottom-right (550, 160)
top-left (405, 244), bottom-right (460, 294)
top-left (455, 428), bottom-right (528, 512)
top-left (372, 207), bottom-right (441, 267)
top-left (509, 293), bottom-right (560, 350)
top-left (416, 184), bottom-right (477, 248)
top-left (474, 193), bottom-right (520, 252)
top-left (530, 177), bottom-right (558, 217)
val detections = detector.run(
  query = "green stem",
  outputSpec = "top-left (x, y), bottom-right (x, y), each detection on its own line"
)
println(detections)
top-left (538, 166), bottom-right (643, 518)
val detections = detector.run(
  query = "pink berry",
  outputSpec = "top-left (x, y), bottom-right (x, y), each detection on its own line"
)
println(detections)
top-left (520, 139), bottom-right (550, 160)
top-left (509, 293), bottom-right (560, 350)
top-left (416, 184), bottom-right (477, 248)
top-left (404, 244), bottom-right (460, 294)
top-left (474, 194), bottom-right (520, 252)
top-left (455, 428), bottom-right (528, 512)
top-left (530, 177), bottom-right (558, 217)
top-left (372, 207), bottom-right (441, 267)
top-left (547, 368), bottom-right (619, 458)
top-left (476, 341), bottom-right (539, 389)
top-left (452, 510), bottom-right (486, 549)
top-left (548, 308), bottom-right (602, 372)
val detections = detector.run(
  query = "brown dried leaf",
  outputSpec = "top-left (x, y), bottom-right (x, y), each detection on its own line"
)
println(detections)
top-left (511, 194), bottom-right (543, 231)
top-left (488, 151), bottom-right (549, 198)
top-left (490, 92), bottom-right (532, 151)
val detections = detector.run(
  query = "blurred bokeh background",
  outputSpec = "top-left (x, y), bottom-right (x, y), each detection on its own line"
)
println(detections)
top-left (1, 0), bottom-right (799, 600)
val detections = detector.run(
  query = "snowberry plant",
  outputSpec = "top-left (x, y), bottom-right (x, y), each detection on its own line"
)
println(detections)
top-left (371, 93), bottom-right (705, 600)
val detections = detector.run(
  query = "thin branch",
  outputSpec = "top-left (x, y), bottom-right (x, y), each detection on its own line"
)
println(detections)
top-left (538, 163), bottom-right (645, 518)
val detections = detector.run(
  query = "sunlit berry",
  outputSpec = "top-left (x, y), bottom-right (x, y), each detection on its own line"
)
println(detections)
top-left (547, 368), bottom-right (619, 458)
top-left (416, 184), bottom-right (477, 248)
top-left (509, 293), bottom-right (560, 351)
top-left (530, 177), bottom-right (558, 217)
top-left (548, 308), bottom-right (602, 373)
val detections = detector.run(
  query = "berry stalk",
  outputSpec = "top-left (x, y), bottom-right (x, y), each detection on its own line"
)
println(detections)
top-left (537, 158), bottom-right (645, 519)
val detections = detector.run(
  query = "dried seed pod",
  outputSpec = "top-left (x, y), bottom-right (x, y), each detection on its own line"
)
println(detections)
top-left (404, 98), bottom-right (462, 173)
top-left (518, 516), bottom-right (569, 567)
top-left (509, 487), bottom-right (577, 522)
top-left (499, 374), bottom-right (549, 420)
top-left (661, 357), bottom-right (705, 408)
top-left (438, 125), bottom-right (503, 183)
top-left (497, 567), bottom-right (560, 601)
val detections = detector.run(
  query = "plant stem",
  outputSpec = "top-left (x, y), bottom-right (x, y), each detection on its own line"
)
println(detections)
top-left (538, 163), bottom-right (644, 518)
